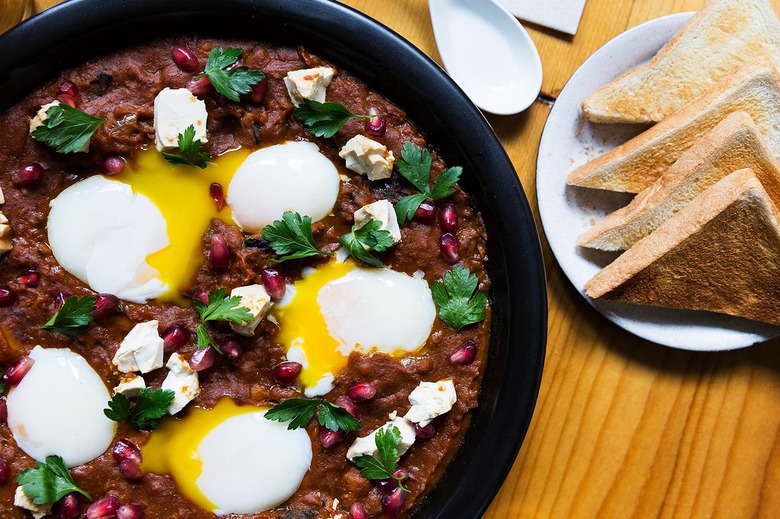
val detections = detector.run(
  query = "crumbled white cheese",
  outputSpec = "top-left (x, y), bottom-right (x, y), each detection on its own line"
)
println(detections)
top-left (283, 67), bottom-right (335, 107)
top-left (346, 415), bottom-right (416, 462)
top-left (229, 284), bottom-right (273, 337)
top-left (338, 135), bottom-right (394, 180)
top-left (162, 352), bottom-right (200, 415)
top-left (354, 200), bottom-right (402, 245)
top-left (30, 100), bottom-right (91, 153)
top-left (112, 320), bottom-right (165, 374)
top-left (0, 209), bottom-right (11, 256)
top-left (113, 373), bottom-right (146, 398)
top-left (403, 379), bottom-right (457, 427)
top-left (153, 87), bottom-right (208, 152)
top-left (304, 372), bottom-right (334, 398)
top-left (14, 487), bottom-right (52, 519)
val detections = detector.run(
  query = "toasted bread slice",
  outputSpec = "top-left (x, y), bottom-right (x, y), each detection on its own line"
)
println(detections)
top-left (578, 111), bottom-right (780, 250)
top-left (582, 0), bottom-right (780, 124)
top-left (567, 59), bottom-right (780, 193)
top-left (585, 168), bottom-right (780, 326)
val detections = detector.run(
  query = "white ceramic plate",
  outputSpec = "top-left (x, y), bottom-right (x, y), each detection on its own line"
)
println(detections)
top-left (536, 12), bottom-right (780, 351)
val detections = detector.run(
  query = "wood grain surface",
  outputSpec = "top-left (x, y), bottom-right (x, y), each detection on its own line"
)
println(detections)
top-left (22, 0), bottom-right (780, 517)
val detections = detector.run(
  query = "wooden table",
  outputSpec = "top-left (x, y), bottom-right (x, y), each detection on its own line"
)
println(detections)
top-left (25, 0), bottom-right (780, 517)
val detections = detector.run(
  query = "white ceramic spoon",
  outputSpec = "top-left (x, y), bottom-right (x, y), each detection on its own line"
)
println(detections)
top-left (429, 0), bottom-right (543, 115)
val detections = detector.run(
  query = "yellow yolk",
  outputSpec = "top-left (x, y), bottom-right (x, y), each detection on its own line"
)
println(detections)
top-left (117, 148), bottom-right (250, 304)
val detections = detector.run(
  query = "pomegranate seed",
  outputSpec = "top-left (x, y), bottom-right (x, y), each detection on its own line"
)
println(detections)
top-left (86, 496), bottom-right (119, 519)
top-left (16, 269), bottom-right (39, 288)
top-left (119, 459), bottom-right (143, 480)
top-left (196, 291), bottom-right (210, 305)
top-left (439, 204), bottom-right (459, 233)
top-left (260, 268), bottom-right (286, 300)
top-left (92, 293), bottom-right (119, 319)
top-left (117, 504), bottom-right (145, 519)
top-left (172, 45), bottom-right (199, 72)
top-left (349, 502), bottom-right (369, 519)
top-left (381, 485), bottom-right (406, 517)
top-left (101, 156), bottom-right (126, 176)
top-left (162, 325), bottom-right (189, 352)
top-left (413, 422), bottom-right (436, 439)
top-left (393, 468), bottom-right (408, 482)
top-left (55, 493), bottom-right (81, 519)
top-left (335, 395), bottom-right (361, 421)
top-left (111, 438), bottom-right (141, 465)
top-left (0, 286), bottom-right (17, 306)
top-left (209, 234), bottom-right (230, 269)
top-left (220, 337), bottom-right (243, 361)
top-left (319, 428), bottom-right (346, 448)
top-left (273, 362), bottom-right (302, 387)
top-left (3, 356), bottom-right (34, 387)
top-left (347, 382), bottom-right (376, 402)
top-left (439, 233), bottom-right (460, 263)
top-left (247, 77), bottom-right (268, 103)
top-left (0, 459), bottom-right (8, 484)
top-left (0, 397), bottom-right (7, 423)
top-left (414, 200), bottom-right (436, 223)
top-left (451, 340), bottom-right (477, 365)
top-left (54, 291), bottom-right (72, 311)
top-left (11, 163), bottom-right (44, 187)
top-left (57, 81), bottom-right (81, 108)
top-left (364, 106), bottom-right (387, 137)
top-left (209, 183), bottom-right (225, 211)
top-left (190, 347), bottom-right (216, 371)
top-left (187, 75), bottom-right (213, 97)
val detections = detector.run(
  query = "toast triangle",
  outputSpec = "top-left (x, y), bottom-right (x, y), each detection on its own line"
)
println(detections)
top-left (578, 111), bottom-right (780, 250)
top-left (585, 168), bottom-right (780, 326)
top-left (582, 0), bottom-right (780, 123)
top-left (567, 59), bottom-right (780, 193)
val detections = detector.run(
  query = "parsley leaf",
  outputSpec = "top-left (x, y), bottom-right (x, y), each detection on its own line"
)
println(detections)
top-left (30, 103), bottom-right (106, 154)
top-left (16, 455), bottom-right (91, 505)
top-left (432, 265), bottom-right (488, 331)
top-left (339, 219), bottom-right (395, 268)
top-left (41, 295), bottom-right (96, 338)
top-left (264, 398), bottom-right (361, 433)
top-left (394, 141), bottom-right (463, 225)
top-left (293, 99), bottom-right (371, 138)
top-left (193, 288), bottom-right (254, 350)
top-left (162, 125), bottom-right (210, 168)
top-left (0, 383), bottom-right (5, 393)
top-left (198, 47), bottom-right (265, 102)
top-left (104, 387), bottom-right (175, 431)
top-left (262, 211), bottom-right (334, 262)
top-left (352, 426), bottom-right (409, 492)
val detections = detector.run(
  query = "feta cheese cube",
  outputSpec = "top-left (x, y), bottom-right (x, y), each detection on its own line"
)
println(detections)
top-left (338, 135), bottom-right (394, 181)
top-left (162, 352), bottom-right (200, 415)
top-left (354, 200), bottom-right (402, 245)
top-left (283, 67), bottom-right (335, 107)
top-left (113, 373), bottom-right (146, 398)
top-left (403, 379), bottom-right (457, 427)
top-left (153, 87), bottom-right (208, 152)
top-left (30, 100), bottom-right (90, 153)
top-left (112, 320), bottom-right (165, 374)
top-left (346, 415), bottom-right (416, 462)
top-left (229, 284), bottom-right (273, 337)
top-left (14, 487), bottom-right (52, 519)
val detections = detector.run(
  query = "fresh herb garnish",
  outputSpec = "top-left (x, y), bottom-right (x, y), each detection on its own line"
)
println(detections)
top-left (0, 382), bottom-right (5, 393)
top-left (197, 47), bottom-right (265, 102)
top-left (193, 288), bottom-right (253, 350)
top-left (16, 455), bottom-right (92, 505)
top-left (162, 125), bottom-right (210, 168)
top-left (339, 219), bottom-right (395, 268)
top-left (30, 103), bottom-right (106, 154)
top-left (352, 425), bottom-right (409, 492)
top-left (432, 264), bottom-right (488, 331)
top-left (293, 99), bottom-right (373, 138)
top-left (262, 211), bottom-right (334, 262)
top-left (264, 398), bottom-right (361, 433)
top-left (103, 387), bottom-right (175, 431)
top-left (40, 295), bottom-right (96, 338)
top-left (394, 141), bottom-right (462, 225)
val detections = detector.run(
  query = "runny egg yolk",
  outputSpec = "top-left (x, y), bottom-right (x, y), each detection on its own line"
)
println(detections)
top-left (116, 148), bottom-right (250, 304)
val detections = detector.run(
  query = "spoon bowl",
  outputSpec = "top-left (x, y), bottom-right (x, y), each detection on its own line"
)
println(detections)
top-left (429, 0), bottom-right (543, 115)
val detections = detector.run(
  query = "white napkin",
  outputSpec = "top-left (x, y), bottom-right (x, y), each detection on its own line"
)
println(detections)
top-left (496, 0), bottom-right (587, 35)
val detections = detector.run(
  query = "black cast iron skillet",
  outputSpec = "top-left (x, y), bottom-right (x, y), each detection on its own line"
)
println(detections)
top-left (0, 0), bottom-right (547, 517)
